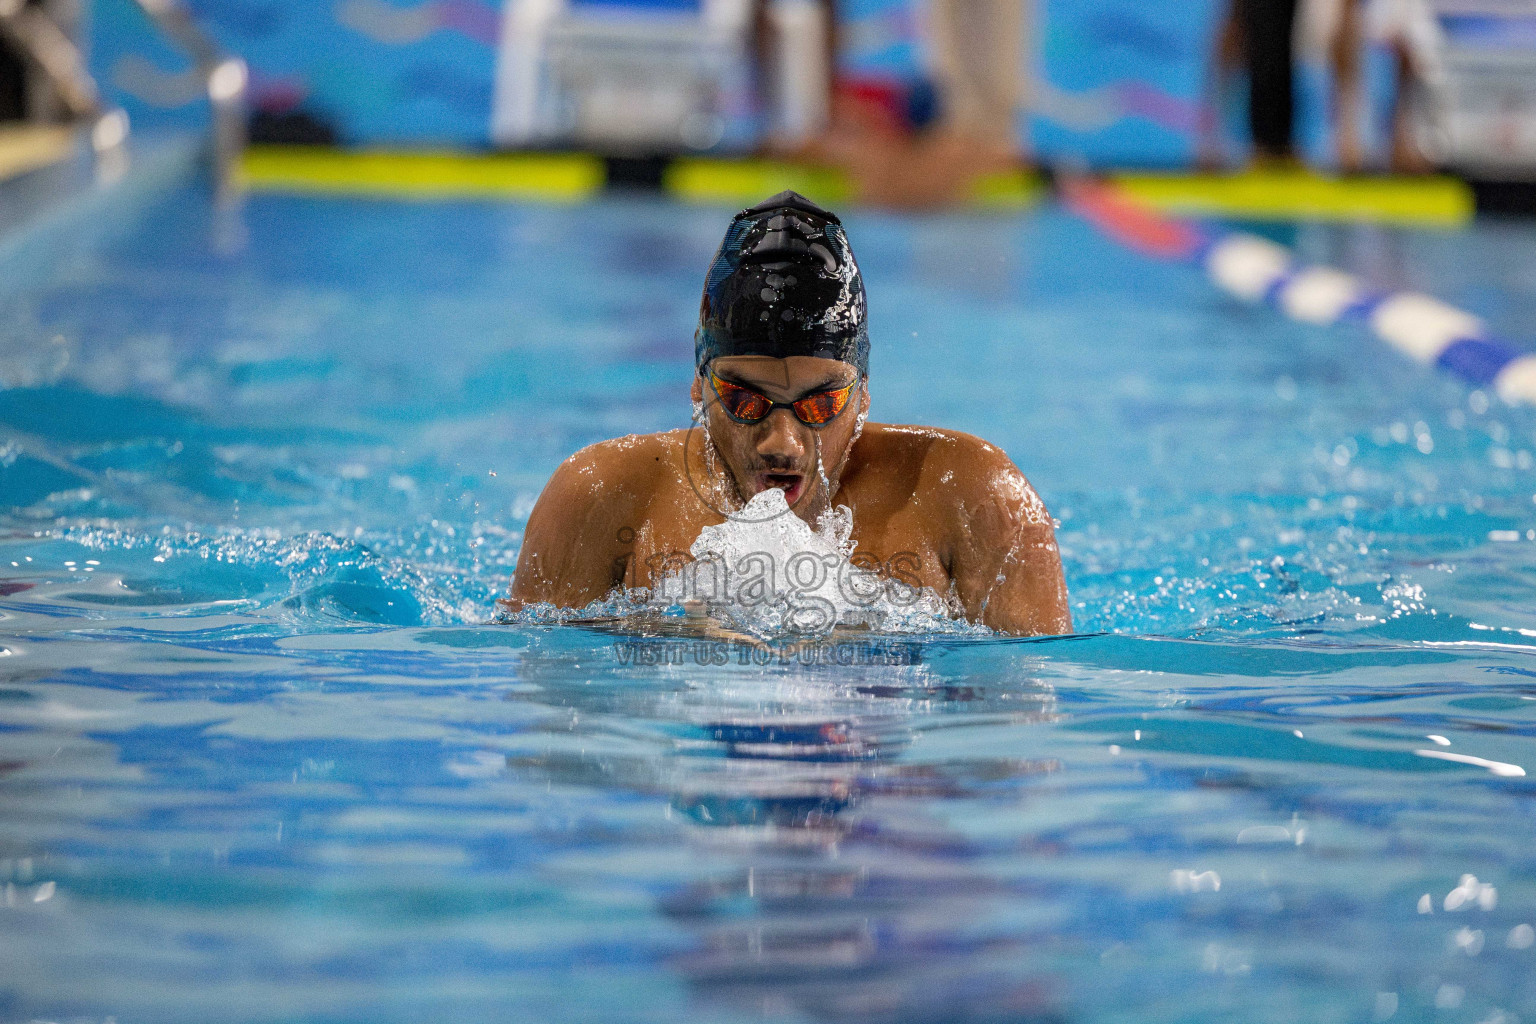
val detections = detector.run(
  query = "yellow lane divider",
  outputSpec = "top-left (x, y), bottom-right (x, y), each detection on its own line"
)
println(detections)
top-left (240, 147), bottom-right (605, 202)
top-left (236, 146), bottom-right (1474, 228)
top-left (663, 157), bottom-right (1045, 210)
top-left (663, 158), bottom-right (855, 207)
top-left (1111, 170), bottom-right (1474, 228)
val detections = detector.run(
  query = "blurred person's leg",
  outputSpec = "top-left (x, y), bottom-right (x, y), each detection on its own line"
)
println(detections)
top-left (822, 0), bottom-right (838, 97)
top-left (1295, 0), bottom-right (1366, 170)
top-left (1199, 1), bottom-right (1247, 169)
top-left (28, 0), bottom-right (74, 123)
top-left (0, 0), bottom-right (77, 125)
top-left (1235, 0), bottom-right (1301, 162)
top-left (758, 0), bottom-right (836, 152)
top-left (1365, 0), bottom-right (1439, 172)
top-left (1324, 0), bottom-right (1366, 171)
top-left (927, 0), bottom-right (1026, 159)
top-left (0, 36), bottom-right (24, 123)
top-left (1386, 38), bottom-right (1433, 172)
top-left (0, 0), bottom-right (45, 124)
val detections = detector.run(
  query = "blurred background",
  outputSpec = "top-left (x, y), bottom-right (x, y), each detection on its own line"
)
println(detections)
top-left (4, 0), bottom-right (1536, 204)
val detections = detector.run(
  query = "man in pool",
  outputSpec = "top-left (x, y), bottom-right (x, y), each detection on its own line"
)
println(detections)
top-left (502, 191), bottom-right (1071, 636)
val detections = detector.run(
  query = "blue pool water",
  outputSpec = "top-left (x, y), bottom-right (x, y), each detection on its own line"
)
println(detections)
top-left (3, 154), bottom-right (1536, 1022)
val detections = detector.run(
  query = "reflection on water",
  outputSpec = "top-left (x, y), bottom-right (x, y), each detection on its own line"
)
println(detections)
top-left (512, 638), bottom-right (1067, 1023)
top-left (0, 619), bottom-right (1533, 1022)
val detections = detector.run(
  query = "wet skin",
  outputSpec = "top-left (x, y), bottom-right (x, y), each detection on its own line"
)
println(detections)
top-left (503, 355), bottom-right (1072, 636)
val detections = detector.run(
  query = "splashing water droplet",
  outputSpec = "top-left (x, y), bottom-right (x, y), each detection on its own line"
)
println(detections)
top-left (645, 489), bottom-right (978, 638)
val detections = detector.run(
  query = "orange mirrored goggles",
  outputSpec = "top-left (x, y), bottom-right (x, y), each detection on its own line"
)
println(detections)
top-left (707, 370), bottom-right (859, 426)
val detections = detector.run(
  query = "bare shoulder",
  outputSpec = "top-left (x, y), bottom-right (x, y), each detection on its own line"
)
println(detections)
top-left (506, 430), bottom-right (688, 609)
top-left (543, 430), bottom-right (688, 506)
top-left (860, 423), bottom-right (1045, 517)
top-left (857, 423), bottom-right (1069, 636)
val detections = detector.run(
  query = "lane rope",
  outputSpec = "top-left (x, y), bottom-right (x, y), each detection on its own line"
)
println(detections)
top-left (1061, 177), bottom-right (1536, 406)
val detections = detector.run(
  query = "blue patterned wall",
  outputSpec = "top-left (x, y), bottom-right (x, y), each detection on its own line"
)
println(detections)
top-left (89, 0), bottom-right (1251, 166)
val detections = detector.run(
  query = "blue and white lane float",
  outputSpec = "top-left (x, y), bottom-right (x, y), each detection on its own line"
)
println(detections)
top-left (1063, 178), bottom-right (1536, 406)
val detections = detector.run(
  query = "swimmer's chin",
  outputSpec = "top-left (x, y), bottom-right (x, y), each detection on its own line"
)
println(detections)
top-left (754, 472), bottom-right (806, 505)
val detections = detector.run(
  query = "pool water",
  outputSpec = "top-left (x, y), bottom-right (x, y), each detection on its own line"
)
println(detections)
top-left (2, 155), bottom-right (1536, 1023)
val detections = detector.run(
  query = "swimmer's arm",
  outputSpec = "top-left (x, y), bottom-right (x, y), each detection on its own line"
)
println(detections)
top-left (942, 441), bottom-right (1073, 637)
top-left (501, 448), bottom-right (638, 612)
top-left (974, 516), bottom-right (1072, 636)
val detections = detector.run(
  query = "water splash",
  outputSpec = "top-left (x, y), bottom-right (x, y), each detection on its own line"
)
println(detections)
top-left (814, 446), bottom-right (833, 509)
top-left (654, 488), bottom-right (976, 637)
top-left (694, 407), bottom-right (743, 516)
top-left (495, 489), bottom-right (980, 638)
top-left (28, 523), bottom-right (489, 626)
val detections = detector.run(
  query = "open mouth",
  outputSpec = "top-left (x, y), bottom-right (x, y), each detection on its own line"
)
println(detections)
top-left (757, 472), bottom-right (806, 505)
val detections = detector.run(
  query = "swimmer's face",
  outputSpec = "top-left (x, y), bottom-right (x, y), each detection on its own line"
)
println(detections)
top-left (692, 355), bottom-right (869, 517)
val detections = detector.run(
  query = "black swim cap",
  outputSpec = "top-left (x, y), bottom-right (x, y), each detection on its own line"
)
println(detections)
top-left (695, 190), bottom-right (869, 375)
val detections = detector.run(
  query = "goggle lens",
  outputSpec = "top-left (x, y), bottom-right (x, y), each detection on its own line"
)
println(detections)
top-left (709, 373), bottom-right (856, 427)
top-left (713, 378), bottom-right (773, 421)
top-left (791, 385), bottom-right (852, 425)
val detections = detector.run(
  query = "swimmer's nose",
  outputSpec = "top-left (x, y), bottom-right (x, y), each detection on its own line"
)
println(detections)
top-left (755, 407), bottom-right (808, 467)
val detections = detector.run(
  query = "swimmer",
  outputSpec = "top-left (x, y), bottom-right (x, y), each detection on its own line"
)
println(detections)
top-left (501, 191), bottom-right (1071, 636)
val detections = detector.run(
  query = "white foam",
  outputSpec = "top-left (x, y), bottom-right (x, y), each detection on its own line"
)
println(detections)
top-left (653, 488), bottom-right (971, 637)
